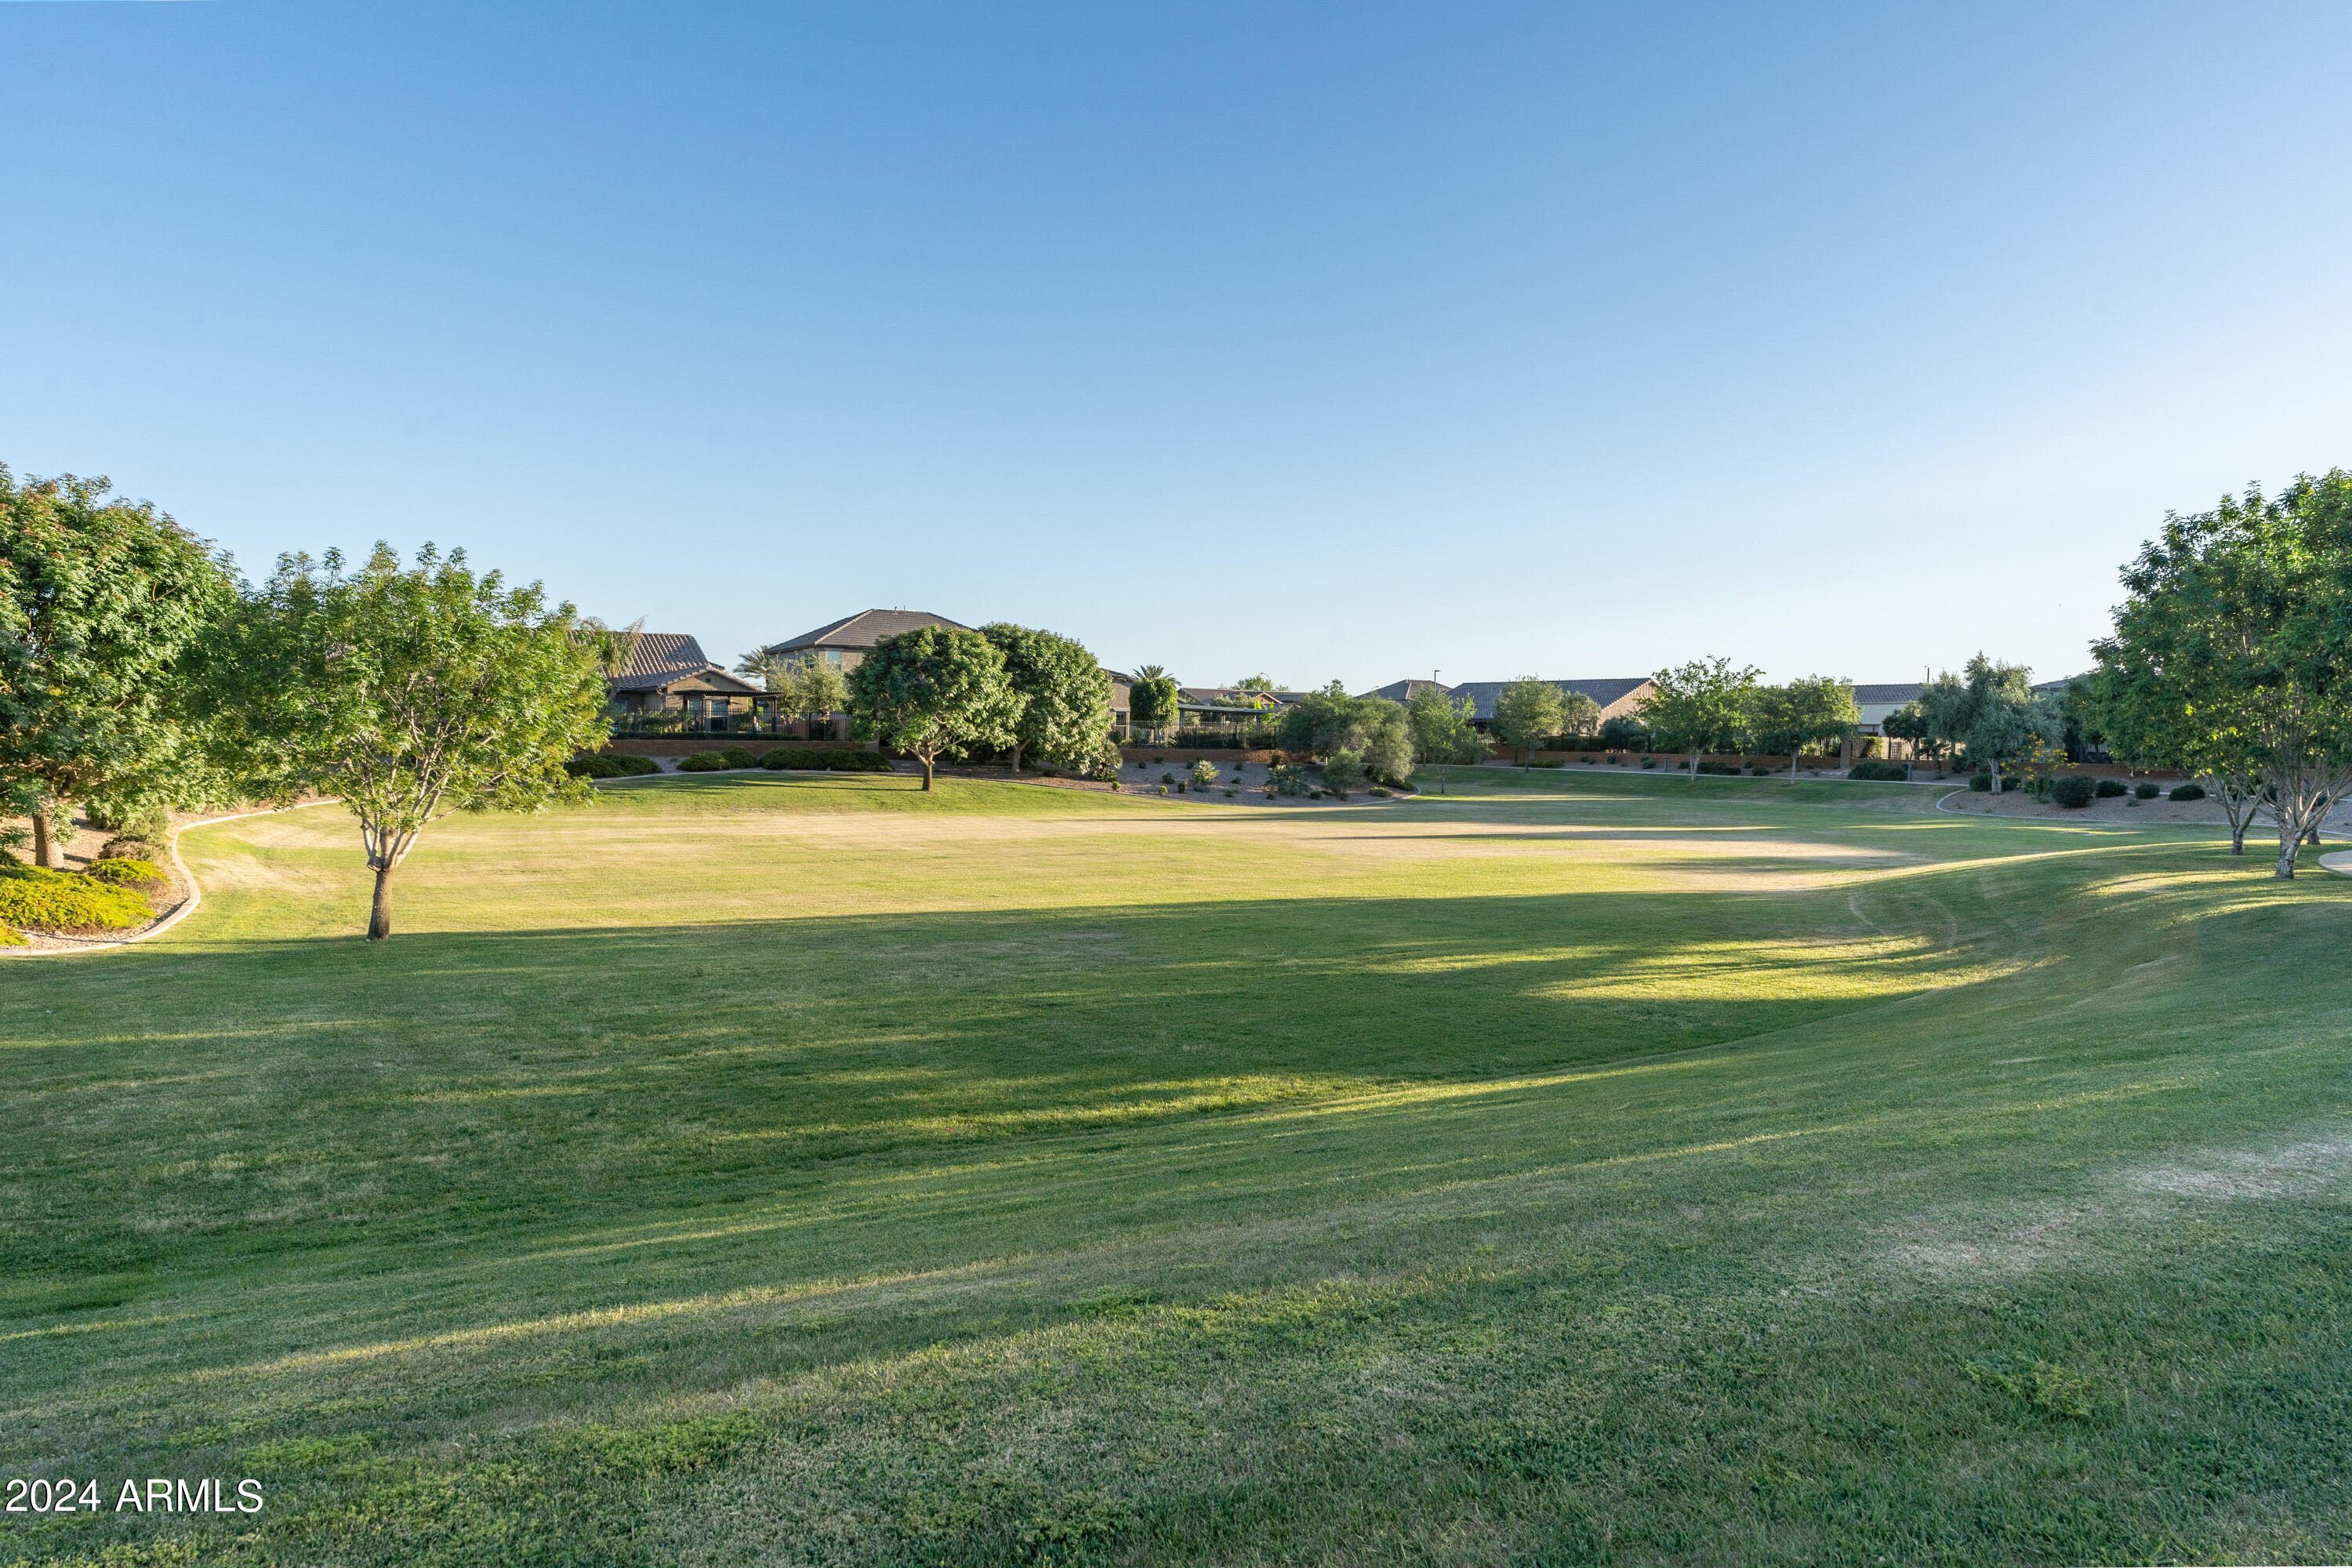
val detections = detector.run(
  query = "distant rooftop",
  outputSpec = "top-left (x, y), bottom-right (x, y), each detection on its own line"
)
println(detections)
top-left (765, 609), bottom-right (969, 655)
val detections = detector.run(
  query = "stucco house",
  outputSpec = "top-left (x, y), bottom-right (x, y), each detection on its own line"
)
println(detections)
top-left (767, 609), bottom-right (1132, 739)
top-left (604, 633), bottom-right (764, 731)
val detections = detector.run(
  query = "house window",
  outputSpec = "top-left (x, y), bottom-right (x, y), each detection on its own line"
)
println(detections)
top-left (706, 698), bottom-right (729, 731)
top-left (822, 648), bottom-right (843, 667)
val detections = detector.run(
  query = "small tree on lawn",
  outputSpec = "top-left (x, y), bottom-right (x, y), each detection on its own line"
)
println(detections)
top-left (1276, 681), bottom-right (1363, 760)
top-left (1356, 695), bottom-right (1414, 785)
top-left (847, 626), bottom-right (1021, 791)
top-left (983, 623), bottom-right (1112, 771)
top-left (2092, 472), bottom-right (2352, 875)
top-left (1406, 684), bottom-right (1486, 793)
top-left (1946, 654), bottom-right (2060, 793)
top-left (784, 656), bottom-right (851, 740)
top-left (1751, 677), bottom-right (1860, 780)
top-left (201, 543), bottom-right (608, 940)
top-left (0, 466), bottom-right (235, 865)
top-left (1129, 666), bottom-right (1180, 737)
top-left (1644, 658), bottom-right (1761, 778)
top-left (1490, 678), bottom-right (1566, 767)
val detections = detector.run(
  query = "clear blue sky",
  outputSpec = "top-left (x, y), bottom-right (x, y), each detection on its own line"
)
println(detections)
top-left (6, 3), bottom-right (2350, 691)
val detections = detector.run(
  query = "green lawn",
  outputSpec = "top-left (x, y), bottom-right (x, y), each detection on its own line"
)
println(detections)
top-left (4, 771), bottom-right (2349, 1565)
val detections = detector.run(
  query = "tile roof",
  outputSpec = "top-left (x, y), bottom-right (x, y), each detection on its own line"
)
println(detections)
top-left (606, 633), bottom-right (760, 694)
top-left (1359, 679), bottom-right (1450, 702)
top-left (1850, 683), bottom-right (1926, 706)
top-left (765, 609), bottom-right (970, 655)
top-left (1446, 677), bottom-right (1652, 720)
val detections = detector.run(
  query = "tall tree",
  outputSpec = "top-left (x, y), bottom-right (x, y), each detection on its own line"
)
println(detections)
top-left (582, 617), bottom-right (644, 681)
top-left (1750, 677), bottom-right (1861, 780)
top-left (2092, 472), bottom-right (2352, 876)
top-left (1490, 678), bottom-right (1566, 767)
top-left (785, 657), bottom-right (851, 740)
top-left (0, 466), bottom-right (234, 865)
top-left (1946, 655), bottom-right (2060, 793)
top-left (1406, 685), bottom-right (1486, 793)
top-left (846, 626), bottom-right (1021, 791)
top-left (1643, 658), bottom-right (1761, 779)
top-left (982, 624), bottom-right (1112, 772)
top-left (201, 543), bottom-right (608, 939)
top-left (733, 647), bottom-right (791, 691)
top-left (1128, 668), bottom-right (1180, 734)
top-left (1276, 681), bottom-right (1363, 760)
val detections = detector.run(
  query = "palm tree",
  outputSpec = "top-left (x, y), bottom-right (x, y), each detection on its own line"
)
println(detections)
top-left (1134, 662), bottom-right (1171, 684)
top-left (735, 648), bottom-right (793, 692)
top-left (579, 616), bottom-right (644, 681)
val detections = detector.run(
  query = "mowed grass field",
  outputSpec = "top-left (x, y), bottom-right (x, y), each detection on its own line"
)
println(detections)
top-left (5, 770), bottom-right (2350, 1566)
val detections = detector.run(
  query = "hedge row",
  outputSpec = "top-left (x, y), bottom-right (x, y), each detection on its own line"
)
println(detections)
top-left (763, 748), bottom-right (894, 772)
top-left (566, 754), bottom-right (663, 779)
top-left (1848, 760), bottom-right (1911, 781)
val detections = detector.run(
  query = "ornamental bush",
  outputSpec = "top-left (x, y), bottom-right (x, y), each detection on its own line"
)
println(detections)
top-left (1969, 774), bottom-right (1993, 792)
top-left (2095, 778), bottom-right (2128, 798)
top-left (1269, 763), bottom-right (1311, 797)
top-left (565, 753), bottom-right (661, 778)
top-left (2134, 780), bottom-right (2161, 800)
top-left (677, 751), bottom-right (731, 771)
top-left (1849, 760), bottom-right (1910, 781)
top-left (86, 857), bottom-right (169, 891)
top-left (2050, 774), bottom-right (2099, 808)
top-left (0, 866), bottom-right (153, 933)
top-left (2170, 782), bottom-right (2206, 801)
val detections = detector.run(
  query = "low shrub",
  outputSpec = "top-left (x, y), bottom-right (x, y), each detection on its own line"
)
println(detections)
top-left (720, 746), bottom-right (759, 768)
top-left (1849, 760), bottom-right (1910, 781)
top-left (1695, 760), bottom-right (1740, 775)
top-left (89, 800), bottom-right (171, 843)
top-left (2134, 780), bottom-right (2161, 800)
top-left (2050, 774), bottom-right (2100, 809)
top-left (2170, 782), bottom-right (2207, 801)
top-left (1641, 759), bottom-right (1657, 769)
top-left (677, 751), bottom-right (732, 772)
top-left (1190, 760), bottom-right (1220, 786)
top-left (566, 753), bottom-right (661, 779)
top-left (1223, 789), bottom-right (1235, 798)
top-left (2095, 778), bottom-right (2129, 798)
top-left (86, 857), bottom-right (169, 892)
top-left (100, 836), bottom-right (167, 862)
top-left (0, 865), bottom-right (153, 934)
top-left (1969, 774), bottom-right (1993, 792)
top-left (1368, 786), bottom-right (1392, 797)
top-left (0, 923), bottom-right (24, 947)
top-left (1269, 763), bottom-right (1311, 797)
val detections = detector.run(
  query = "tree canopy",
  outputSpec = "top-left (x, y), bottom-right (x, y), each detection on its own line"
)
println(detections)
top-left (846, 626), bottom-right (1021, 790)
top-left (1277, 683), bottom-right (1412, 782)
top-left (1929, 655), bottom-right (2059, 793)
top-left (1129, 672), bottom-right (1180, 731)
top-left (1489, 679), bottom-right (1566, 765)
top-left (1749, 677), bottom-right (1860, 779)
top-left (983, 622), bottom-right (1110, 771)
top-left (2091, 471), bottom-right (2352, 874)
top-left (1406, 685), bottom-right (1486, 791)
top-left (0, 466), bottom-right (234, 865)
top-left (1643, 658), bottom-right (1761, 778)
top-left (201, 543), bottom-right (608, 938)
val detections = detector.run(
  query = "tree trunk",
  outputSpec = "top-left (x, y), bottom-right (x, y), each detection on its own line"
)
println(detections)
top-left (2276, 817), bottom-right (2301, 879)
top-left (1988, 757), bottom-right (2002, 794)
top-left (2230, 823), bottom-right (2246, 855)
top-left (1009, 742), bottom-right (1023, 773)
top-left (368, 865), bottom-right (394, 940)
top-left (920, 752), bottom-right (935, 791)
top-left (31, 808), bottom-right (54, 869)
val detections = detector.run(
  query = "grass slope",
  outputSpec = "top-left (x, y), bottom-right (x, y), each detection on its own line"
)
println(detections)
top-left (2, 771), bottom-right (2347, 1566)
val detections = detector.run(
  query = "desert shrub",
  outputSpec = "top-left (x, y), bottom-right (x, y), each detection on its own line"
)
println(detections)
top-left (1269, 763), bottom-right (1311, 797)
top-left (2094, 778), bottom-right (2128, 798)
top-left (1849, 760), bottom-right (1910, 781)
top-left (1969, 774), bottom-right (1993, 792)
top-left (2050, 774), bottom-right (2099, 808)
top-left (2134, 780), bottom-right (2161, 800)
top-left (1160, 771), bottom-right (1176, 786)
top-left (1223, 789), bottom-right (1234, 797)
top-left (1190, 760), bottom-right (1220, 786)
top-left (2170, 782), bottom-right (2206, 801)
top-left (86, 858), bottom-right (169, 891)
top-left (1323, 748), bottom-right (1363, 795)
top-left (0, 866), bottom-right (153, 934)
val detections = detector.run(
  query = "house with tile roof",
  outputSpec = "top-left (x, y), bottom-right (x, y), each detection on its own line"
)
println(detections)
top-left (604, 633), bottom-right (764, 731)
top-left (1437, 677), bottom-right (1654, 725)
top-left (767, 610), bottom-right (1135, 738)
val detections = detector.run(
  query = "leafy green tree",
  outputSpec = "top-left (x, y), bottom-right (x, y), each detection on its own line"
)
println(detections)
top-left (733, 647), bottom-right (791, 692)
top-left (2092, 472), bottom-right (2352, 875)
top-left (581, 617), bottom-right (644, 682)
top-left (1643, 658), bottom-right (1761, 779)
top-left (0, 466), bottom-right (234, 866)
top-left (1595, 713), bottom-right (1650, 750)
top-left (1940, 655), bottom-right (2060, 793)
top-left (1750, 677), bottom-right (1861, 780)
top-left (1554, 688), bottom-right (1602, 742)
top-left (982, 623), bottom-right (1112, 771)
top-left (797, 659), bottom-right (851, 740)
top-left (1234, 673), bottom-right (1276, 691)
top-left (846, 626), bottom-right (1021, 792)
top-left (1129, 668), bottom-right (1180, 733)
top-left (1276, 681), bottom-right (1361, 759)
top-left (1490, 678), bottom-right (1566, 766)
top-left (1407, 685), bottom-right (1487, 792)
top-left (201, 543), bottom-right (607, 939)
top-left (1356, 696), bottom-right (1414, 785)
